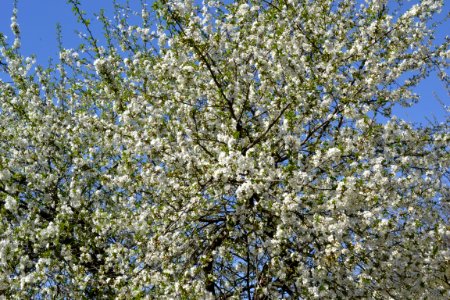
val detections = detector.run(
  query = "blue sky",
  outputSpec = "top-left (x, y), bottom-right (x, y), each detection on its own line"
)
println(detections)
top-left (0, 0), bottom-right (448, 124)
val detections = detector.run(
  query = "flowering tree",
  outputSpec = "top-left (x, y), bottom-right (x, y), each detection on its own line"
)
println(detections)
top-left (0, 0), bottom-right (449, 298)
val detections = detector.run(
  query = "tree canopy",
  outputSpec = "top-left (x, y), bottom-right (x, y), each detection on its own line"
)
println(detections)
top-left (0, 0), bottom-right (449, 298)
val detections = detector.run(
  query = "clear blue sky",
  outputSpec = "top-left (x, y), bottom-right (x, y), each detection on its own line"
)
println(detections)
top-left (0, 0), bottom-right (448, 124)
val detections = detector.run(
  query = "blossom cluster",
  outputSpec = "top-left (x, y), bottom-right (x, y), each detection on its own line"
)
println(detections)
top-left (0, 0), bottom-right (449, 298)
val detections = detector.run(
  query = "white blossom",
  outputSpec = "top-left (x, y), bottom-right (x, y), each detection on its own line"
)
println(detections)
top-left (0, 0), bottom-right (448, 299)
top-left (4, 195), bottom-right (17, 211)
